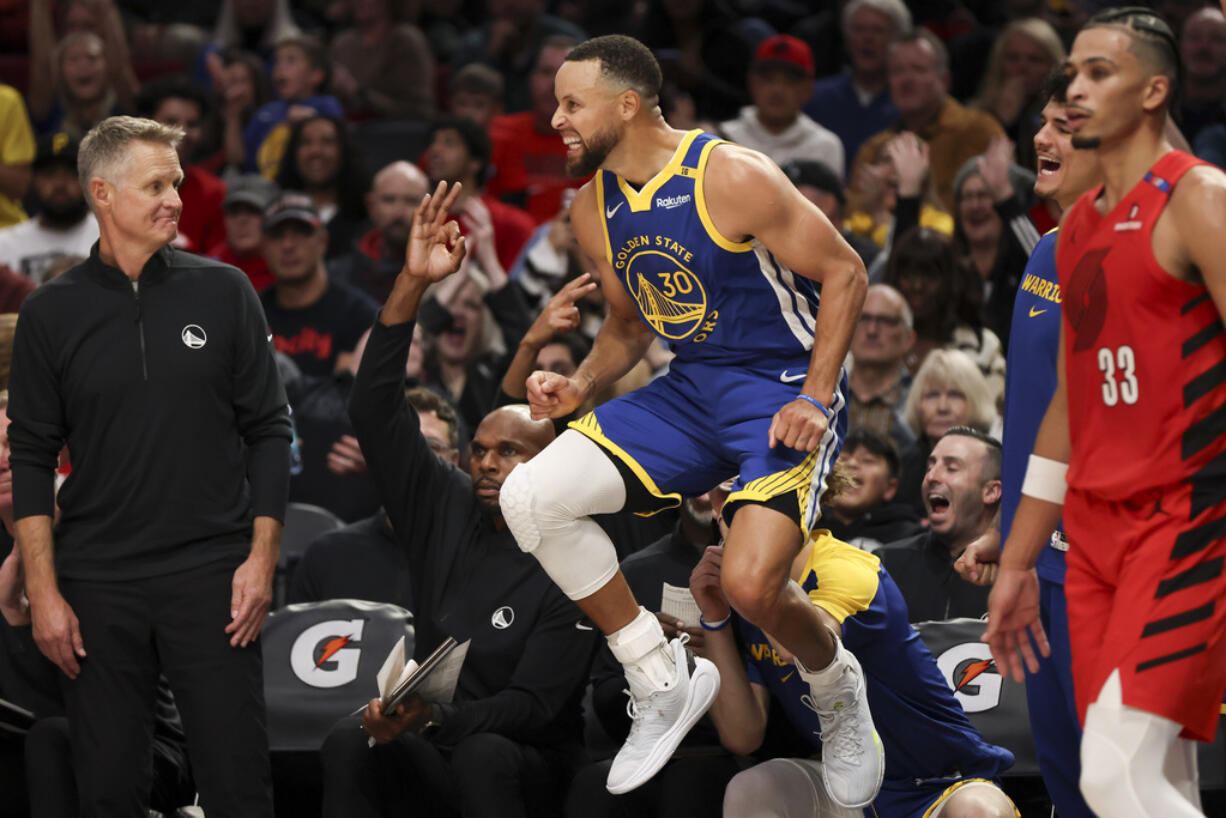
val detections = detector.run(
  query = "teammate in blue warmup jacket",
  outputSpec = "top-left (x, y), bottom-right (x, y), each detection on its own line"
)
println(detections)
top-left (957, 73), bottom-right (1099, 818)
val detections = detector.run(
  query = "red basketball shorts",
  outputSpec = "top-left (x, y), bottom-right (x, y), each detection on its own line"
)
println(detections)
top-left (1063, 482), bottom-right (1226, 742)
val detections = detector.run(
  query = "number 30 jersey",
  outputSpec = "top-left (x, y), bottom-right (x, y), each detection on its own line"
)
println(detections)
top-left (1056, 150), bottom-right (1226, 500)
top-left (595, 130), bottom-right (820, 367)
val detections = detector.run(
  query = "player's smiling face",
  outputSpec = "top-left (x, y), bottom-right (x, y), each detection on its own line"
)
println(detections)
top-left (553, 59), bottom-right (624, 178)
top-left (1034, 99), bottom-right (1100, 206)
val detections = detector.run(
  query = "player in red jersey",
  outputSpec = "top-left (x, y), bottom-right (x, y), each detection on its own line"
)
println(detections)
top-left (984, 8), bottom-right (1226, 817)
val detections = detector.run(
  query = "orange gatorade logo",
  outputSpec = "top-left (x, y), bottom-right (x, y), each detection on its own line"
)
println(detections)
top-left (937, 643), bottom-right (1003, 713)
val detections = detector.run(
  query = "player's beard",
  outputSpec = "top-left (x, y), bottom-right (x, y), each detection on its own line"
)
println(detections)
top-left (566, 125), bottom-right (619, 178)
top-left (1071, 135), bottom-right (1102, 150)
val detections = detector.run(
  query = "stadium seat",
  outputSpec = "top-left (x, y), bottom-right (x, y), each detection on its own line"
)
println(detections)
top-left (261, 599), bottom-right (414, 753)
top-left (275, 502), bottom-right (345, 608)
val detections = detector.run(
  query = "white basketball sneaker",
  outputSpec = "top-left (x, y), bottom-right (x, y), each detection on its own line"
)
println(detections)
top-left (605, 635), bottom-right (720, 794)
top-left (805, 642), bottom-right (884, 808)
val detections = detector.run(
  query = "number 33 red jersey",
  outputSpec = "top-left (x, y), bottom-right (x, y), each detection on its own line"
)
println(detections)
top-left (1056, 150), bottom-right (1226, 501)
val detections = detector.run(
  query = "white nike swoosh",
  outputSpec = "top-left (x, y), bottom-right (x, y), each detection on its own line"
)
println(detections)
top-left (779, 370), bottom-right (806, 383)
top-left (575, 622), bottom-right (594, 631)
top-left (267, 333), bottom-right (274, 342)
top-left (605, 201), bottom-right (625, 219)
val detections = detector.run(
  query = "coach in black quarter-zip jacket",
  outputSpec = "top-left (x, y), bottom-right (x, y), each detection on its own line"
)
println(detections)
top-left (7, 117), bottom-right (291, 818)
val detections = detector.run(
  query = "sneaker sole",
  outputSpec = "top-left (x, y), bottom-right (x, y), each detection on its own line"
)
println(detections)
top-left (825, 728), bottom-right (886, 809)
top-left (605, 658), bottom-right (721, 794)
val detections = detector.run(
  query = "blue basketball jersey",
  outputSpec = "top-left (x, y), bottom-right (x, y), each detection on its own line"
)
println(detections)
top-left (1001, 229), bottom-right (1065, 584)
top-left (595, 130), bottom-right (820, 366)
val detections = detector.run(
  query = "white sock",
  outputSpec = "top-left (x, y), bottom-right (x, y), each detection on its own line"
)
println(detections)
top-left (794, 628), bottom-right (847, 691)
top-left (608, 607), bottom-right (677, 697)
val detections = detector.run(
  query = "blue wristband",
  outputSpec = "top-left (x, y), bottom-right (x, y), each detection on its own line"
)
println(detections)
top-left (796, 393), bottom-right (834, 421)
top-left (700, 613), bottom-right (731, 631)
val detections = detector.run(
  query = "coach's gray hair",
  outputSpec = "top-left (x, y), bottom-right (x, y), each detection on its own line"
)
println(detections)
top-left (842, 0), bottom-right (912, 39)
top-left (78, 116), bottom-right (184, 208)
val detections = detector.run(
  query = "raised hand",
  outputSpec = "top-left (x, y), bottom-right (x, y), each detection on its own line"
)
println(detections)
top-left (976, 135), bottom-right (1016, 203)
top-left (404, 181), bottom-right (467, 284)
top-left (523, 273), bottom-right (597, 349)
top-left (884, 133), bottom-right (930, 198)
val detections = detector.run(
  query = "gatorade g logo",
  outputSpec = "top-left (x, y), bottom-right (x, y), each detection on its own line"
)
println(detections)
top-left (290, 619), bottom-right (366, 688)
top-left (936, 642), bottom-right (1002, 713)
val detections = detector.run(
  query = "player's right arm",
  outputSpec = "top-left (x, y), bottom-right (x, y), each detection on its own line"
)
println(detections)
top-left (525, 183), bottom-right (655, 420)
top-left (984, 319), bottom-right (1068, 681)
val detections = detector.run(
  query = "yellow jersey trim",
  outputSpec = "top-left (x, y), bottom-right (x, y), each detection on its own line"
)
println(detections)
top-left (921, 778), bottom-right (1020, 818)
top-left (594, 171), bottom-right (614, 265)
top-left (728, 446), bottom-right (820, 507)
top-left (1043, 226), bottom-right (1059, 236)
top-left (568, 413), bottom-right (682, 516)
top-left (614, 129), bottom-right (702, 213)
top-left (800, 532), bottom-right (881, 624)
top-left (694, 139), bottom-right (754, 253)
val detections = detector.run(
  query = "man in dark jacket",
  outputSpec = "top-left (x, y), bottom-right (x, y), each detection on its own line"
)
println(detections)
top-left (878, 427), bottom-right (1000, 621)
top-left (319, 181), bottom-right (597, 818)
top-left (8, 116), bottom-right (291, 818)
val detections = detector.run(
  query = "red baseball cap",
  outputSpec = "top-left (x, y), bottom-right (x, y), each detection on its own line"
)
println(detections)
top-left (753, 34), bottom-right (815, 79)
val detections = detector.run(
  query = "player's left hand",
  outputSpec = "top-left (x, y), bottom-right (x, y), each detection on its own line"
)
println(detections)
top-left (226, 552), bottom-right (275, 648)
top-left (982, 566), bottom-right (1050, 683)
top-left (768, 398), bottom-right (829, 452)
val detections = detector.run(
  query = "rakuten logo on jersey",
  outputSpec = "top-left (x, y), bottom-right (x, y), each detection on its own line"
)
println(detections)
top-left (290, 619), bottom-right (366, 688)
top-left (936, 642), bottom-right (1002, 713)
top-left (656, 194), bottom-right (692, 209)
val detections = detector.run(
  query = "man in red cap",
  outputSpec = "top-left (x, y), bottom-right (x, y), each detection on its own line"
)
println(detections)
top-left (719, 34), bottom-right (845, 180)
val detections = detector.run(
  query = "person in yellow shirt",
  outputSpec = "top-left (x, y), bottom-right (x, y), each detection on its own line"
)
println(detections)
top-left (0, 85), bottom-right (36, 229)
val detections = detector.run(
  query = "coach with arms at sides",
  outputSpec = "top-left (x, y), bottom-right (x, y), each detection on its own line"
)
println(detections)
top-left (8, 116), bottom-right (292, 818)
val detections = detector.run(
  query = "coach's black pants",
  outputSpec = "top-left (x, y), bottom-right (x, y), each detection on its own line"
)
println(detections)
top-left (59, 557), bottom-right (272, 818)
top-left (321, 715), bottom-right (573, 818)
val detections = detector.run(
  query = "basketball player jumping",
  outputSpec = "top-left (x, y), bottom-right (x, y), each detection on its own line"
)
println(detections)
top-left (985, 9), bottom-right (1226, 817)
top-left (496, 36), bottom-right (881, 805)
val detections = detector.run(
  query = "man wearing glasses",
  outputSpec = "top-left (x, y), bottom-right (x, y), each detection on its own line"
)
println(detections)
top-left (846, 283), bottom-right (917, 453)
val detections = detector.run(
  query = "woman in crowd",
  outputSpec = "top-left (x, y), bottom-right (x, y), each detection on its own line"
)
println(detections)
top-left (275, 114), bottom-right (370, 258)
top-left (951, 140), bottom-right (1038, 350)
top-left (28, 0), bottom-right (138, 137)
top-left (895, 348), bottom-right (999, 515)
top-left (971, 17), bottom-right (1064, 169)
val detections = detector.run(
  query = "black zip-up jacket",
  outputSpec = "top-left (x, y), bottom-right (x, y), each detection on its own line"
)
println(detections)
top-left (349, 316), bottom-right (596, 750)
top-left (8, 245), bottom-right (292, 581)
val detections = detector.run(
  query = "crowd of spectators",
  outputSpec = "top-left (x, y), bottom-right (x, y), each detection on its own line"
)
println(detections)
top-left (1, 0), bottom-right (1225, 816)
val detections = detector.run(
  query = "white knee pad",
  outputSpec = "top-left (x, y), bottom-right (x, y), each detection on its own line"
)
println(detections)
top-left (499, 430), bottom-right (626, 601)
top-left (1079, 670), bottom-right (1204, 818)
